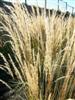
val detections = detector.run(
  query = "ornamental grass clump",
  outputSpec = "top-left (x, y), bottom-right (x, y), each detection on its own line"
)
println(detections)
top-left (0, 1), bottom-right (75, 100)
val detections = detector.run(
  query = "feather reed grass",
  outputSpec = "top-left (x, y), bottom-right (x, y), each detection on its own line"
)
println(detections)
top-left (0, 1), bottom-right (75, 100)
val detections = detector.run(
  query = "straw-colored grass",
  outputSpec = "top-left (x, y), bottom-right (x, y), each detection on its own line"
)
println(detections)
top-left (0, 2), bottom-right (75, 100)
